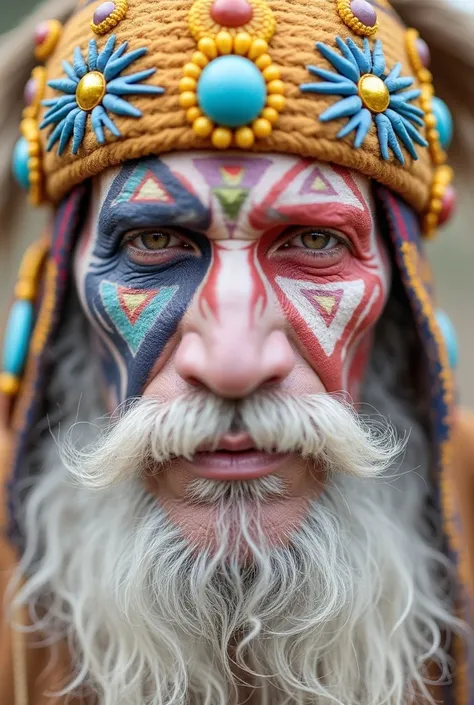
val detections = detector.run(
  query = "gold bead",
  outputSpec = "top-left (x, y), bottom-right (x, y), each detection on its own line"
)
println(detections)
top-left (432, 183), bottom-right (446, 199)
top-left (248, 39), bottom-right (268, 60)
top-left (252, 118), bottom-right (272, 138)
top-left (216, 31), bottom-right (233, 55)
top-left (212, 127), bottom-right (233, 149)
top-left (267, 79), bottom-right (285, 95)
top-left (255, 54), bottom-right (272, 70)
top-left (419, 68), bottom-right (432, 84)
top-left (179, 91), bottom-right (197, 109)
top-left (186, 106), bottom-right (202, 123)
top-left (235, 126), bottom-right (255, 149)
top-left (184, 63), bottom-right (202, 80)
top-left (431, 198), bottom-right (442, 214)
top-left (14, 281), bottom-right (35, 300)
top-left (198, 37), bottom-right (217, 59)
top-left (358, 74), bottom-right (390, 113)
top-left (192, 51), bottom-right (209, 68)
top-left (193, 116), bottom-right (214, 137)
top-left (425, 114), bottom-right (437, 129)
top-left (179, 76), bottom-right (197, 93)
top-left (262, 65), bottom-right (280, 82)
top-left (234, 32), bottom-right (252, 55)
top-left (0, 372), bottom-right (20, 396)
top-left (75, 71), bottom-right (106, 112)
top-left (428, 128), bottom-right (439, 142)
top-left (266, 94), bottom-right (286, 112)
top-left (425, 212), bottom-right (438, 228)
top-left (262, 106), bottom-right (279, 124)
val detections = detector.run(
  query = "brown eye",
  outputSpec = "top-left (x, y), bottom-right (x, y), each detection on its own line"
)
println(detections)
top-left (301, 232), bottom-right (336, 250)
top-left (127, 230), bottom-right (185, 252)
top-left (138, 232), bottom-right (170, 250)
top-left (283, 230), bottom-right (341, 252)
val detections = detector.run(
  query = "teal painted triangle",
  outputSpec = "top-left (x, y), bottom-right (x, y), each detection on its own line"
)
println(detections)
top-left (100, 281), bottom-right (179, 356)
top-left (213, 187), bottom-right (249, 220)
top-left (111, 163), bottom-right (150, 206)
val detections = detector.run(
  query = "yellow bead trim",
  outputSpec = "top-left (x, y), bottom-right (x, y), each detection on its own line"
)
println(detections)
top-left (34, 19), bottom-right (62, 62)
top-left (91, 0), bottom-right (128, 35)
top-left (180, 33), bottom-right (285, 149)
top-left (336, 0), bottom-right (379, 37)
top-left (20, 67), bottom-right (47, 206)
top-left (19, 118), bottom-right (44, 207)
top-left (189, 0), bottom-right (276, 42)
top-left (406, 27), bottom-right (452, 238)
top-left (423, 165), bottom-right (453, 240)
top-left (22, 67), bottom-right (47, 121)
top-left (406, 28), bottom-right (445, 167)
top-left (0, 373), bottom-right (20, 397)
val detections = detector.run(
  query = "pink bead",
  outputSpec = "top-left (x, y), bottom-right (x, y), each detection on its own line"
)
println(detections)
top-left (350, 0), bottom-right (377, 27)
top-left (93, 1), bottom-right (116, 25)
top-left (34, 22), bottom-right (49, 47)
top-left (439, 185), bottom-right (457, 226)
top-left (416, 38), bottom-right (431, 68)
top-left (210, 0), bottom-right (253, 27)
top-left (24, 78), bottom-right (37, 106)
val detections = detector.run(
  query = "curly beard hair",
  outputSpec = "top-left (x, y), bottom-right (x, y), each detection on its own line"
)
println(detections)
top-left (8, 281), bottom-right (463, 705)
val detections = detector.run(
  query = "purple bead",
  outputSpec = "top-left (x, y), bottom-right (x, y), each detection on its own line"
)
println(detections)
top-left (34, 22), bottom-right (49, 47)
top-left (350, 0), bottom-right (377, 27)
top-left (416, 38), bottom-right (431, 68)
top-left (24, 78), bottom-right (37, 106)
top-left (93, 1), bottom-right (116, 25)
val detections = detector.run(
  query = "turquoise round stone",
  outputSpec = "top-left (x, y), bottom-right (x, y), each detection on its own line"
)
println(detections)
top-left (2, 300), bottom-right (34, 377)
top-left (436, 309), bottom-right (458, 370)
top-left (12, 137), bottom-right (30, 190)
top-left (432, 97), bottom-right (453, 150)
top-left (197, 55), bottom-right (267, 128)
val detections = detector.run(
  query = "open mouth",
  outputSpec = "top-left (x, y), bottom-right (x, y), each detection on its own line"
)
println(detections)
top-left (187, 432), bottom-right (289, 481)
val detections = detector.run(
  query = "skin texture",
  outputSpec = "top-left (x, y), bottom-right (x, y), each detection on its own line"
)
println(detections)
top-left (74, 151), bottom-right (390, 541)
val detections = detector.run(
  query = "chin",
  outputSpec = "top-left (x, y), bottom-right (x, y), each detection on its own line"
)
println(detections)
top-left (160, 492), bottom-right (312, 553)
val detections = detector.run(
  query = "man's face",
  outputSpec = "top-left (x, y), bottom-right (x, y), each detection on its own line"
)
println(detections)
top-left (74, 152), bottom-right (390, 544)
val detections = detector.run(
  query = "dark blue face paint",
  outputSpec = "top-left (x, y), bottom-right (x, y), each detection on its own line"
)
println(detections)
top-left (82, 157), bottom-right (211, 403)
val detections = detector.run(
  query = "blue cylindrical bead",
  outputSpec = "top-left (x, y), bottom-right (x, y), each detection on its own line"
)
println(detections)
top-left (432, 97), bottom-right (453, 150)
top-left (436, 309), bottom-right (458, 370)
top-left (2, 299), bottom-right (34, 377)
top-left (12, 137), bottom-right (30, 190)
top-left (197, 55), bottom-right (267, 128)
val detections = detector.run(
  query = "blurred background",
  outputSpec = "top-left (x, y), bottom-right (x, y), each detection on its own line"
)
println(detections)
top-left (1, 0), bottom-right (473, 402)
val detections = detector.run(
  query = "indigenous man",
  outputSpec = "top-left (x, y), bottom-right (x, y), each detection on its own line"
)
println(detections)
top-left (1, 0), bottom-right (474, 703)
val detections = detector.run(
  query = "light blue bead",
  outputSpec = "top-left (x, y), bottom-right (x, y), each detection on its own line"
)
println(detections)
top-left (436, 309), bottom-right (458, 370)
top-left (432, 97), bottom-right (453, 150)
top-left (12, 137), bottom-right (30, 190)
top-left (2, 300), bottom-right (34, 377)
top-left (197, 56), bottom-right (266, 128)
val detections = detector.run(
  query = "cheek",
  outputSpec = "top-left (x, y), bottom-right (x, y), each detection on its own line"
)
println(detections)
top-left (78, 251), bottom-right (212, 403)
top-left (260, 250), bottom-right (388, 393)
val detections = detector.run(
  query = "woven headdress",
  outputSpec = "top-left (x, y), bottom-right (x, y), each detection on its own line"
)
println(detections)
top-left (12, 0), bottom-right (455, 237)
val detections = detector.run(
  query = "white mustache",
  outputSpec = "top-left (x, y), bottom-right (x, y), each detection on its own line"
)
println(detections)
top-left (60, 391), bottom-right (405, 489)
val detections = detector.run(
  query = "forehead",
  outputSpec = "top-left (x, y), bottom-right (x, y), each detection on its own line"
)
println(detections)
top-left (94, 152), bottom-right (374, 232)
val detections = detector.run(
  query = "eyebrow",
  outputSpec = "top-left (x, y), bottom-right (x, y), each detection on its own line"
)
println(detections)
top-left (97, 159), bottom-right (211, 244)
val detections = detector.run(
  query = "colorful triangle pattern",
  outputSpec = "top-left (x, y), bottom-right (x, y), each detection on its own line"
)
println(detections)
top-left (276, 276), bottom-right (365, 356)
top-left (112, 165), bottom-right (175, 206)
top-left (220, 166), bottom-right (244, 187)
top-left (213, 187), bottom-right (249, 220)
top-left (100, 281), bottom-right (179, 356)
top-left (298, 167), bottom-right (337, 197)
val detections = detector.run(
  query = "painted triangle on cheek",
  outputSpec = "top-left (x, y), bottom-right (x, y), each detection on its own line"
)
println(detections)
top-left (100, 281), bottom-right (179, 356)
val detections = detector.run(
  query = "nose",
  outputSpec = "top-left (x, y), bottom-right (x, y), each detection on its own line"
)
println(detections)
top-left (175, 301), bottom-right (295, 399)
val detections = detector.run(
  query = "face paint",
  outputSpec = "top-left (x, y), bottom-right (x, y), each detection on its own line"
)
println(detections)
top-left (75, 157), bottom-right (211, 401)
top-left (75, 152), bottom-right (389, 407)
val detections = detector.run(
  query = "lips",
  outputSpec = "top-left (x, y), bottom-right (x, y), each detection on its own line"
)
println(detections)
top-left (188, 432), bottom-right (288, 481)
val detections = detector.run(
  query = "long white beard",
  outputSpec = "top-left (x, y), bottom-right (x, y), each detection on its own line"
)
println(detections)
top-left (11, 391), bottom-right (461, 705)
